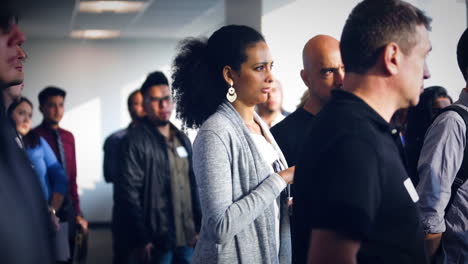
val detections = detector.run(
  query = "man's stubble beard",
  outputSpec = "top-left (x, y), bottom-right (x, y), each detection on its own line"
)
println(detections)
top-left (155, 120), bottom-right (169, 126)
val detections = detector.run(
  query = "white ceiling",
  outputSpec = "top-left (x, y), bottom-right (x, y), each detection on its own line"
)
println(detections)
top-left (12, 0), bottom-right (294, 40)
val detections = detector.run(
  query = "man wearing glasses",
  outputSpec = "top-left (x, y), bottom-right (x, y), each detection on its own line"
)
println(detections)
top-left (116, 71), bottom-right (201, 264)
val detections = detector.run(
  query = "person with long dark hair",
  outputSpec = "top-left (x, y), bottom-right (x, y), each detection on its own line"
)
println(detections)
top-left (405, 86), bottom-right (452, 185)
top-left (171, 25), bottom-right (294, 264)
top-left (8, 97), bottom-right (70, 261)
top-left (8, 97), bottom-right (68, 211)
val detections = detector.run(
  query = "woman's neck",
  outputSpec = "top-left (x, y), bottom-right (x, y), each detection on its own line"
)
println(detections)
top-left (232, 100), bottom-right (262, 135)
top-left (232, 100), bottom-right (255, 125)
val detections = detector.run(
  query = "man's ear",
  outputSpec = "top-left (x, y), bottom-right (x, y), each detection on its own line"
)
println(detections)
top-left (222, 66), bottom-right (234, 86)
top-left (300, 69), bottom-right (310, 88)
top-left (382, 42), bottom-right (400, 75)
top-left (142, 97), bottom-right (150, 113)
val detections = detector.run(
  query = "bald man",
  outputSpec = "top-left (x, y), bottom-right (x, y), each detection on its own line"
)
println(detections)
top-left (271, 35), bottom-right (344, 166)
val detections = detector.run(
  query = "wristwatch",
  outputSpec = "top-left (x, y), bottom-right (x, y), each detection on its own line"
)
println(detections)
top-left (49, 207), bottom-right (56, 215)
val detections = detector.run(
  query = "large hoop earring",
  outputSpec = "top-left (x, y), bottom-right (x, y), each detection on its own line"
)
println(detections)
top-left (226, 83), bottom-right (237, 103)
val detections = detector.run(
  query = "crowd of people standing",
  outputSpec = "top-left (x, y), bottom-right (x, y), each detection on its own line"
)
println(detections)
top-left (2, 0), bottom-right (468, 263)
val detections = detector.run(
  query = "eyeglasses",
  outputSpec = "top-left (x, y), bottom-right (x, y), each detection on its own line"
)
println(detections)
top-left (145, 95), bottom-right (172, 104)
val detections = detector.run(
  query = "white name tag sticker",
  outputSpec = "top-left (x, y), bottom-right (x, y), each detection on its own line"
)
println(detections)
top-left (404, 178), bottom-right (419, 203)
top-left (176, 146), bottom-right (188, 158)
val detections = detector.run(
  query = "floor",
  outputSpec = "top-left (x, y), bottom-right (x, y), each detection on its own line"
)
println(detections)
top-left (87, 226), bottom-right (113, 264)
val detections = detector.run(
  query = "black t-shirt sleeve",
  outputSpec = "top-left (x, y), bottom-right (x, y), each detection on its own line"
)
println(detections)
top-left (308, 135), bottom-right (381, 241)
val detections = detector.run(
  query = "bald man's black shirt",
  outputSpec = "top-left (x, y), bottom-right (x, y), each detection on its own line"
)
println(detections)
top-left (293, 90), bottom-right (427, 264)
top-left (271, 107), bottom-right (315, 166)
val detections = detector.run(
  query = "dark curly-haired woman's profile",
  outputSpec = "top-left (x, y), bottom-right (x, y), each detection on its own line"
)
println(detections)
top-left (172, 24), bottom-right (294, 264)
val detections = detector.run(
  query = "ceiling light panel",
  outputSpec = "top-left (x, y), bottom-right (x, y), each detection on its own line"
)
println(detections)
top-left (70, 29), bottom-right (121, 39)
top-left (79, 1), bottom-right (147, 14)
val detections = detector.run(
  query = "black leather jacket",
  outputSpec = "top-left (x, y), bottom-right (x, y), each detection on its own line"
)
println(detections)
top-left (115, 118), bottom-right (201, 249)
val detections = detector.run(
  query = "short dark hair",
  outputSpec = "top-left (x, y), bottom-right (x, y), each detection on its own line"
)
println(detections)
top-left (457, 28), bottom-right (468, 81)
top-left (172, 25), bottom-right (265, 128)
top-left (127, 89), bottom-right (141, 110)
top-left (38, 86), bottom-right (66, 106)
top-left (0, 0), bottom-right (18, 33)
top-left (341, 0), bottom-right (431, 74)
top-left (140, 71), bottom-right (169, 97)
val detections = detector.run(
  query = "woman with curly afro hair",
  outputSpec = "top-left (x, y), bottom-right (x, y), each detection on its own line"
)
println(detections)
top-left (172, 25), bottom-right (294, 264)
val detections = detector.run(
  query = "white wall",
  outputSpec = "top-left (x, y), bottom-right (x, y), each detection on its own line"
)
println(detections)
top-left (414, 0), bottom-right (467, 98)
top-left (22, 38), bottom-right (179, 222)
top-left (262, 0), bottom-right (467, 111)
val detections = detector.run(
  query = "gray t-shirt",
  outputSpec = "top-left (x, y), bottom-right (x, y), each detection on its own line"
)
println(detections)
top-left (166, 133), bottom-right (196, 247)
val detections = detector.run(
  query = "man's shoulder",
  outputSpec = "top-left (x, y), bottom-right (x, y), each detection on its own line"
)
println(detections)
top-left (304, 104), bottom-right (380, 158)
top-left (57, 127), bottom-right (75, 143)
top-left (435, 104), bottom-right (468, 124)
top-left (104, 128), bottom-right (127, 150)
top-left (271, 108), bottom-right (313, 132)
top-left (111, 128), bottom-right (127, 137)
top-left (126, 121), bottom-right (169, 146)
top-left (58, 127), bottom-right (73, 136)
top-left (105, 128), bottom-right (127, 143)
top-left (316, 103), bottom-right (372, 134)
top-left (125, 122), bottom-right (150, 141)
top-left (429, 106), bottom-right (467, 136)
top-left (283, 107), bottom-right (312, 121)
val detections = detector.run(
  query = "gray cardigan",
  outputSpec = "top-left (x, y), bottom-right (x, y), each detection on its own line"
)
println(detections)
top-left (191, 101), bottom-right (292, 264)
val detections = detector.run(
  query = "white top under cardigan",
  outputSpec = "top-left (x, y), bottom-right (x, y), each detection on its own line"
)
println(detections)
top-left (250, 132), bottom-right (287, 254)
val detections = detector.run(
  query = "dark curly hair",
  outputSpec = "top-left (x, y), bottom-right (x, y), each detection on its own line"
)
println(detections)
top-left (341, 0), bottom-right (431, 74)
top-left (171, 25), bottom-right (265, 128)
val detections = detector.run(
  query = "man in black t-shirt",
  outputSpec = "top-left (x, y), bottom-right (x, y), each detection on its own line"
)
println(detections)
top-left (293, 0), bottom-right (432, 263)
top-left (271, 35), bottom-right (344, 166)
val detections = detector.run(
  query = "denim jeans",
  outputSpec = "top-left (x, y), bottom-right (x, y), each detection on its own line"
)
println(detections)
top-left (153, 246), bottom-right (193, 264)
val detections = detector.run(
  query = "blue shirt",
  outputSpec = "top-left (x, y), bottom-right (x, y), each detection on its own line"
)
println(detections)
top-left (25, 137), bottom-right (68, 201)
